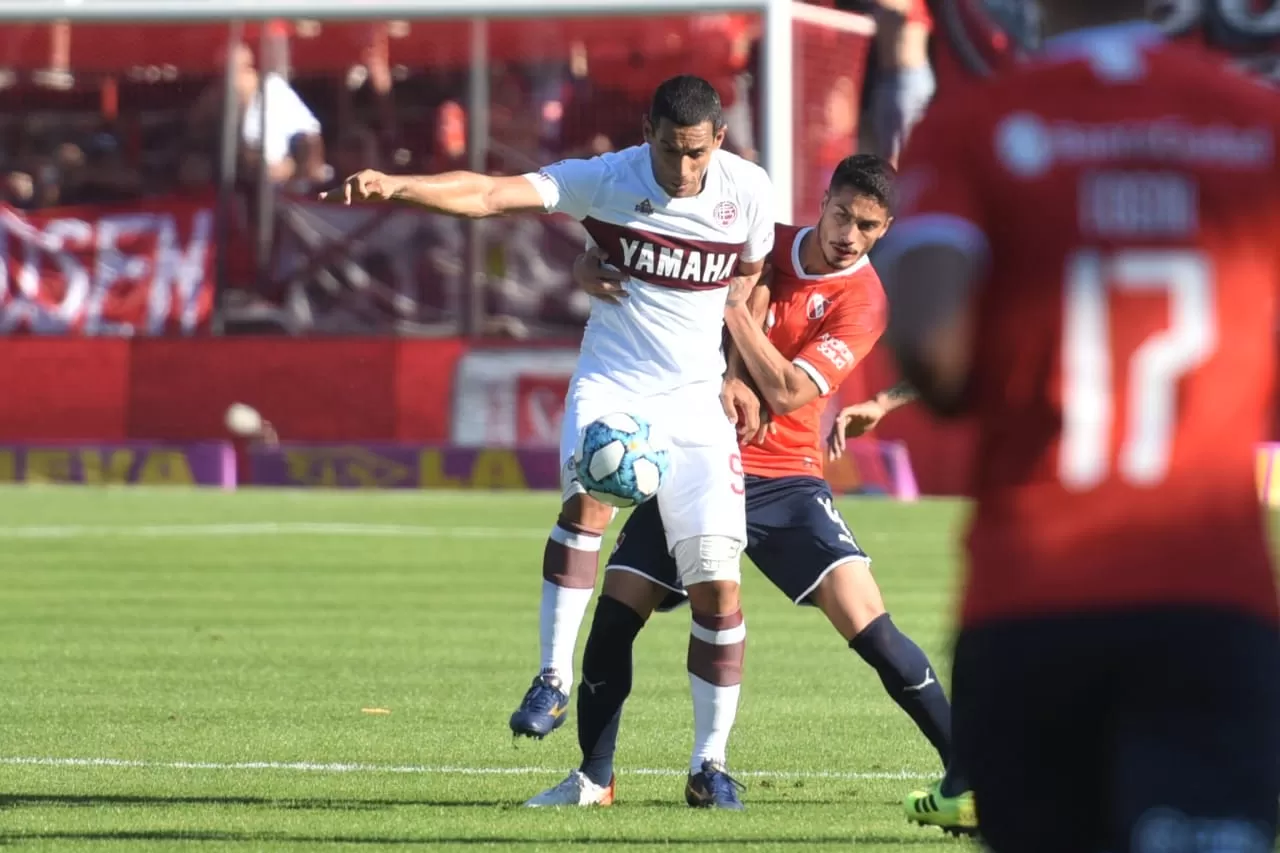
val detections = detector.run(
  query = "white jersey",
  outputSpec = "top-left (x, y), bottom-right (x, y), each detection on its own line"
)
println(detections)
top-left (524, 145), bottom-right (774, 398)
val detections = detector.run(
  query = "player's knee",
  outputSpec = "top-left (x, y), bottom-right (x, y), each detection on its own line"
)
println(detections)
top-left (587, 594), bottom-right (648, 644)
top-left (674, 535), bottom-right (743, 591)
top-left (581, 595), bottom-right (647, 693)
top-left (601, 569), bottom-right (664, 620)
top-left (562, 492), bottom-right (617, 532)
top-left (687, 580), bottom-right (740, 617)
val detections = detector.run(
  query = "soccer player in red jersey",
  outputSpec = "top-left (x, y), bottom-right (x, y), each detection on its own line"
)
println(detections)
top-left (877, 0), bottom-right (1280, 850)
top-left (525, 155), bottom-right (973, 821)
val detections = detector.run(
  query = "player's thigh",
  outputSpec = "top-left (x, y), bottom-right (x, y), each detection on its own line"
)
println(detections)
top-left (660, 440), bottom-right (748, 596)
top-left (808, 558), bottom-right (884, 641)
top-left (953, 619), bottom-right (1109, 853)
top-left (657, 438), bottom-right (747, 552)
top-left (651, 383), bottom-right (746, 592)
top-left (605, 499), bottom-right (687, 614)
top-left (558, 382), bottom-right (624, 527)
top-left (1112, 610), bottom-right (1280, 853)
top-left (744, 478), bottom-right (874, 620)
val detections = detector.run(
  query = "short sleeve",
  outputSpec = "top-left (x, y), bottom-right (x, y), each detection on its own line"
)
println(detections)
top-left (791, 290), bottom-right (886, 397)
top-left (879, 95), bottom-right (991, 264)
top-left (740, 165), bottom-right (776, 263)
top-left (521, 157), bottom-right (608, 221)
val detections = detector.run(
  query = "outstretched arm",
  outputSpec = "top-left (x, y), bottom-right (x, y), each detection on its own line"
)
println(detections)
top-left (874, 378), bottom-right (918, 412)
top-left (321, 156), bottom-right (606, 221)
top-left (321, 170), bottom-right (548, 219)
top-left (826, 378), bottom-right (918, 459)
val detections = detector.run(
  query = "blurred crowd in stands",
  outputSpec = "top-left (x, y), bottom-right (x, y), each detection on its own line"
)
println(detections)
top-left (0, 0), bottom-right (935, 336)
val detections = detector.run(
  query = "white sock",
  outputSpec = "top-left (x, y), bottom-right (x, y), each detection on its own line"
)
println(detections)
top-left (689, 673), bottom-right (741, 772)
top-left (539, 579), bottom-right (594, 689)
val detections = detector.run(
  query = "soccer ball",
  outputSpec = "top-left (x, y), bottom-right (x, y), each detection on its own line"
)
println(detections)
top-left (574, 413), bottom-right (669, 508)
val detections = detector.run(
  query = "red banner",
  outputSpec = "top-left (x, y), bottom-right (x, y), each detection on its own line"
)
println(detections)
top-left (0, 195), bottom-right (216, 336)
top-left (0, 18), bottom-right (755, 77)
top-left (0, 336), bottom-right (976, 494)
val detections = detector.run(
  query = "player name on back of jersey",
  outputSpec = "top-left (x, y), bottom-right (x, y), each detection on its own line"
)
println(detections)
top-left (583, 218), bottom-right (745, 291)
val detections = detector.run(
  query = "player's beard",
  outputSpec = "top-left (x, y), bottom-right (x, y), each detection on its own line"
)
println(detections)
top-left (824, 243), bottom-right (860, 271)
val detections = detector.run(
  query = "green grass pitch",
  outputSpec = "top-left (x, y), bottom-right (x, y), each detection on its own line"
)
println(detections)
top-left (0, 485), bottom-right (1235, 851)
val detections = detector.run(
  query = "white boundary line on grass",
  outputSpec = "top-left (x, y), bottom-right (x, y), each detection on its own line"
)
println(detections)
top-left (0, 523), bottom-right (912, 542)
top-left (0, 523), bottom-right (551, 540)
top-left (0, 522), bottom-right (916, 546)
top-left (0, 756), bottom-right (931, 781)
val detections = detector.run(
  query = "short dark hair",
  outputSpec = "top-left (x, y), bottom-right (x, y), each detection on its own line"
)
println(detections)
top-left (649, 75), bottom-right (725, 132)
top-left (828, 154), bottom-right (896, 212)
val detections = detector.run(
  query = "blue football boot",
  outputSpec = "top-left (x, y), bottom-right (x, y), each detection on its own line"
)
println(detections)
top-left (685, 759), bottom-right (746, 810)
top-left (509, 671), bottom-right (570, 739)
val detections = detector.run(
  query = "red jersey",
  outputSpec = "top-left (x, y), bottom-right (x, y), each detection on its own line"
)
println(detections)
top-left (893, 23), bottom-right (1280, 627)
top-left (740, 224), bottom-right (887, 479)
top-left (906, 0), bottom-right (932, 30)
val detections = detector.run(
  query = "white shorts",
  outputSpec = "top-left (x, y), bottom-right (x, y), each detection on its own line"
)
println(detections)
top-left (560, 376), bottom-right (747, 551)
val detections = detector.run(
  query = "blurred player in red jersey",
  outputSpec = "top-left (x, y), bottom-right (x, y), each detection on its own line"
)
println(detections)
top-left (878, 0), bottom-right (1280, 850)
top-left (525, 155), bottom-right (973, 823)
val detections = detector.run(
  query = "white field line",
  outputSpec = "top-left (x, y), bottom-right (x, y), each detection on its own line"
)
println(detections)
top-left (0, 484), bottom-right (545, 501)
top-left (0, 523), bottom-right (905, 543)
top-left (0, 755), bottom-right (931, 781)
top-left (0, 522), bottom-right (901, 540)
top-left (0, 523), bottom-right (550, 540)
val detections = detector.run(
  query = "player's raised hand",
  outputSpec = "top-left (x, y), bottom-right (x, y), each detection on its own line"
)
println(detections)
top-left (572, 247), bottom-right (629, 305)
top-left (319, 169), bottom-right (398, 205)
top-left (827, 399), bottom-right (887, 460)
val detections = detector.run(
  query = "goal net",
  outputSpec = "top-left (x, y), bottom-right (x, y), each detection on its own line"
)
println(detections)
top-left (788, 3), bottom-right (875, 224)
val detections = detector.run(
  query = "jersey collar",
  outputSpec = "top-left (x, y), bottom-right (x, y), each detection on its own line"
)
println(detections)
top-left (790, 226), bottom-right (871, 281)
top-left (640, 143), bottom-right (720, 203)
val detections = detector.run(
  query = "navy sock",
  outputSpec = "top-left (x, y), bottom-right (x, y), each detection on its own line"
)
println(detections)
top-left (940, 762), bottom-right (970, 798)
top-left (577, 595), bottom-right (646, 787)
top-left (850, 613), bottom-right (952, 767)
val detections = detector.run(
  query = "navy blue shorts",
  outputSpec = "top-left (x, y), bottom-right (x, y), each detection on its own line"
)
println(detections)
top-left (607, 474), bottom-right (869, 611)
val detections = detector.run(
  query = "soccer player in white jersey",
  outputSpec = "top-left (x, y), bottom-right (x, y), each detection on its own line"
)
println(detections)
top-left (324, 76), bottom-right (774, 807)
